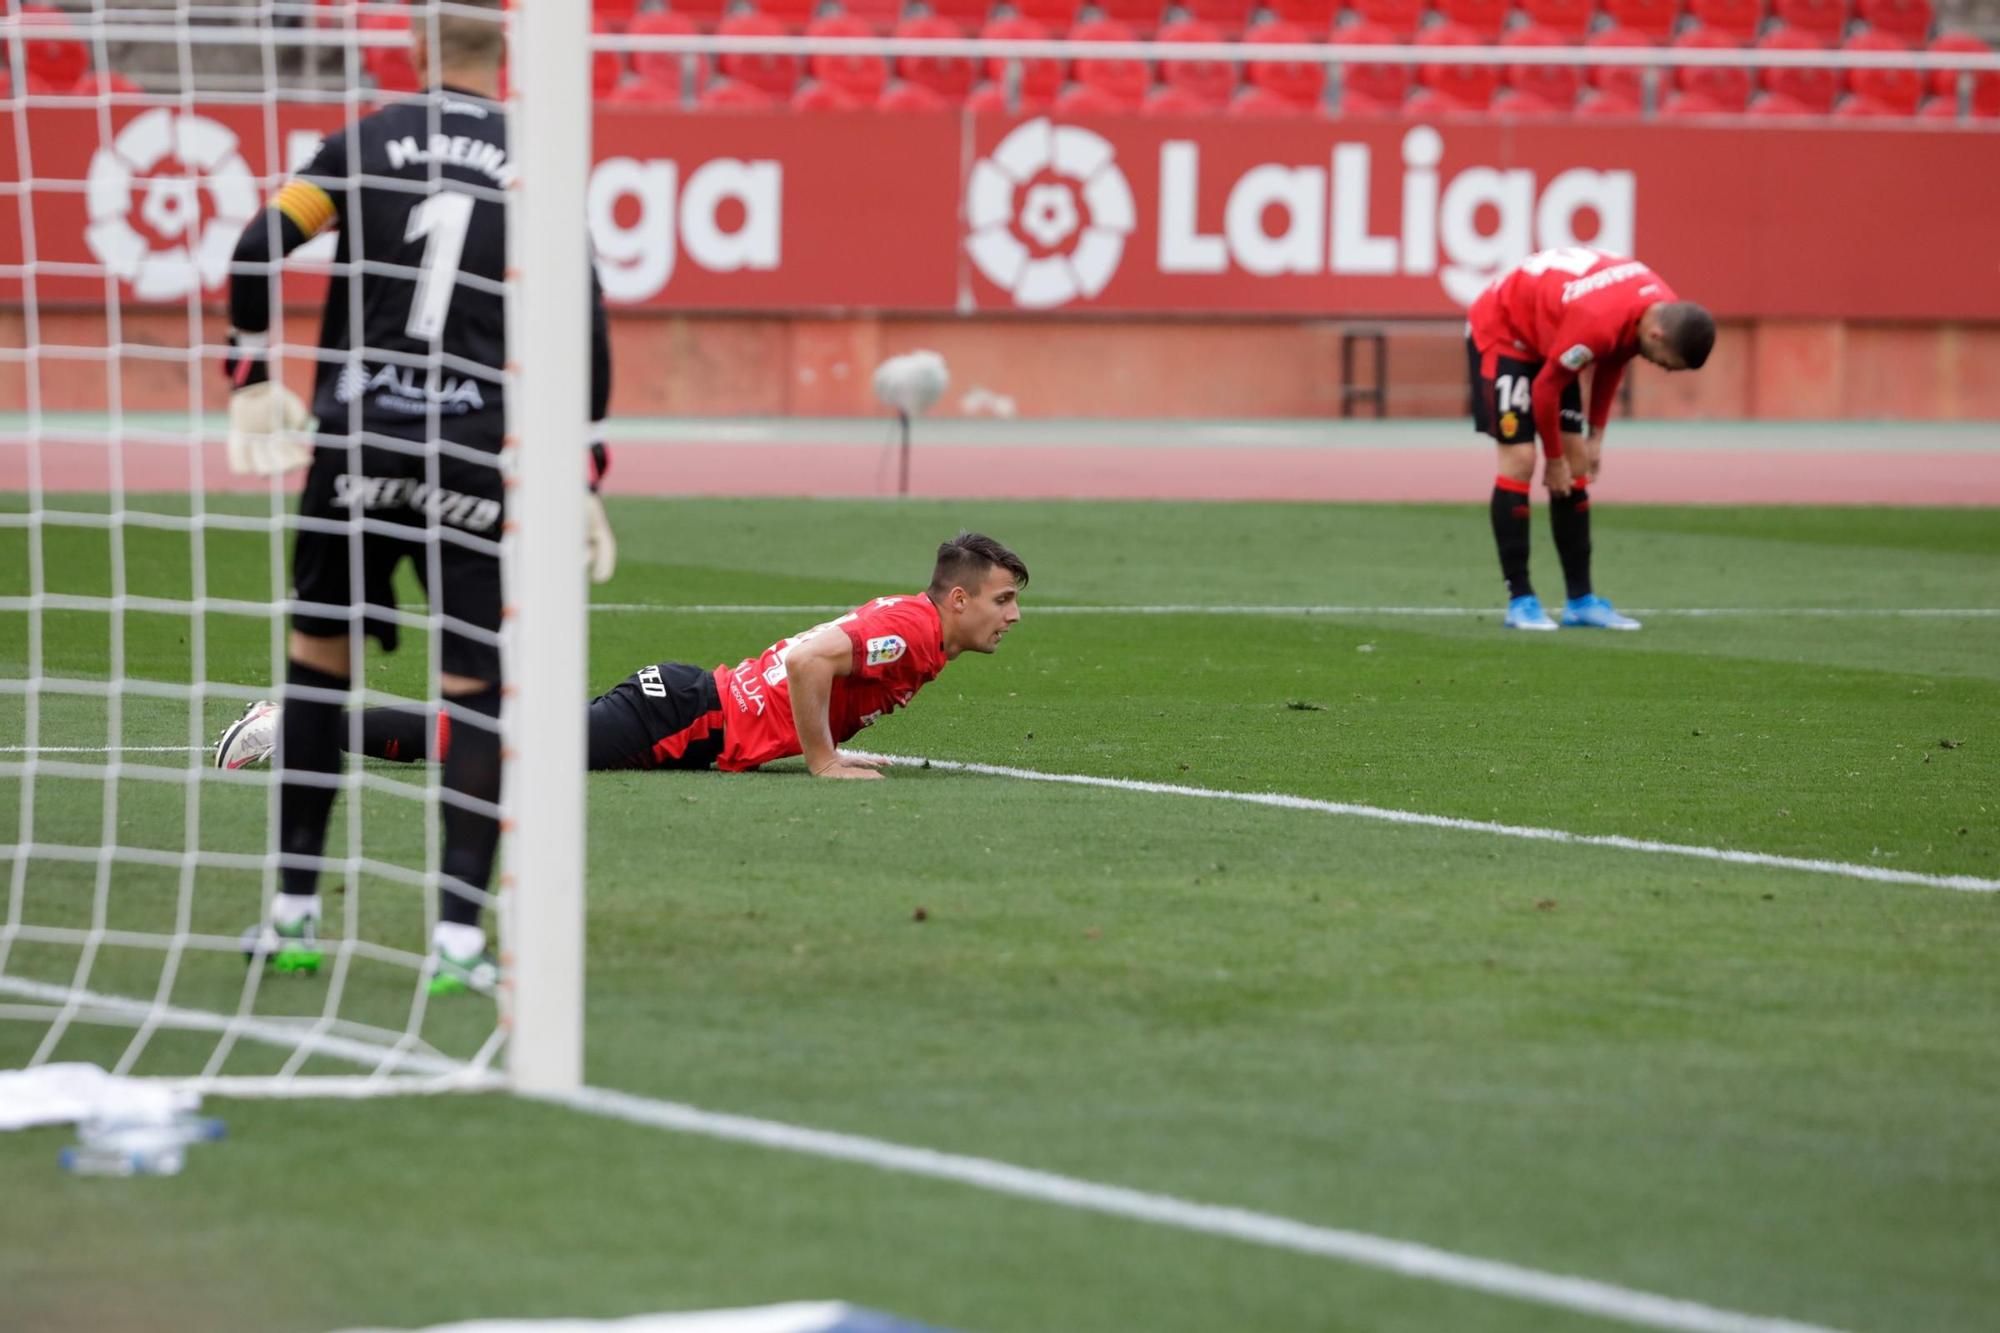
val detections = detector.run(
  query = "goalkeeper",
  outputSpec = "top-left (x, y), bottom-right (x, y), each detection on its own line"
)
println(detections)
top-left (222, 0), bottom-right (613, 995)
top-left (220, 534), bottom-right (1029, 781)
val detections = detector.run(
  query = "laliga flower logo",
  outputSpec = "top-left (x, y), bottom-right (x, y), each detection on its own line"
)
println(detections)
top-left (85, 109), bottom-right (260, 300)
top-left (965, 119), bottom-right (1135, 310)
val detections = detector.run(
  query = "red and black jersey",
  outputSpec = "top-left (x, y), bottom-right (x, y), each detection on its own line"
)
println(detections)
top-left (714, 595), bottom-right (949, 772)
top-left (1468, 248), bottom-right (1677, 456)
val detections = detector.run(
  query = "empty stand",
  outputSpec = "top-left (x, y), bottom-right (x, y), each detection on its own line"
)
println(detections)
top-left (980, 16), bottom-right (1068, 104)
top-left (1757, 22), bottom-right (1840, 110)
top-left (1159, 19), bottom-right (1240, 107)
top-left (1504, 24), bottom-right (1584, 108)
top-left (1070, 18), bottom-right (1153, 106)
top-left (1600, 0), bottom-right (1680, 41)
top-left (1245, 21), bottom-right (1329, 108)
top-left (717, 13), bottom-right (803, 99)
top-left (1672, 24), bottom-right (1754, 110)
top-left (893, 16), bottom-right (979, 102)
top-left (1587, 24), bottom-right (1658, 103)
top-left (1337, 20), bottom-right (1414, 108)
top-left (1856, 0), bottom-right (1932, 41)
top-left (1842, 28), bottom-right (1921, 113)
top-left (807, 15), bottom-right (892, 103)
top-left (1415, 21), bottom-right (1502, 110)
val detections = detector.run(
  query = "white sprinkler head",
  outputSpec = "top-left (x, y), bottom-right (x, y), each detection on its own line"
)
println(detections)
top-left (873, 350), bottom-right (949, 417)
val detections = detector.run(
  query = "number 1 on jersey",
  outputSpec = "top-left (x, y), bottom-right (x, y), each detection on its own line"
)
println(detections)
top-left (404, 191), bottom-right (474, 341)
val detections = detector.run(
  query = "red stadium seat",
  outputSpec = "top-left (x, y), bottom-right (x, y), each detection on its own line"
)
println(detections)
top-left (1055, 79), bottom-right (1141, 113)
top-left (1919, 90), bottom-right (1999, 118)
top-left (1773, 0), bottom-right (1848, 41)
top-left (980, 17), bottom-right (1067, 104)
top-left (1492, 88), bottom-right (1572, 114)
top-left (893, 16), bottom-right (977, 103)
top-left (1586, 24), bottom-right (1656, 102)
top-left (1672, 25), bottom-right (1753, 110)
top-left (629, 12), bottom-right (702, 89)
top-left (1924, 33), bottom-right (2000, 114)
top-left (1520, 0), bottom-right (1596, 38)
top-left (1841, 29), bottom-right (1921, 112)
top-left (698, 77), bottom-right (776, 108)
top-left (1686, 0), bottom-right (1763, 40)
top-left (1745, 87), bottom-right (1819, 111)
top-left (593, 17), bottom-right (626, 98)
top-left (1100, 0), bottom-right (1172, 35)
top-left (1185, 0), bottom-right (1258, 36)
top-left (669, 0), bottom-right (730, 29)
top-left (1338, 87), bottom-right (1409, 114)
top-left (1070, 18), bottom-right (1152, 106)
top-left (1016, 0), bottom-right (1084, 33)
top-left (605, 76), bottom-right (688, 105)
top-left (1575, 87), bottom-right (1643, 112)
top-left (1245, 21), bottom-right (1328, 108)
top-left (595, 0), bottom-right (643, 26)
top-left (1831, 91), bottom-right (1900, 113)
top-left (1437, 0), bottom-right (1514, 39)
top-left (879, 79), bottom-right (953, 111)
top-left (842, 0), bottom-right (907, 28)
top-left (1337, 20), bottom-right (1413, 106)
top-left (793, 80), bottom-right (872, 110)
top-left (807, 15), bottom-right (891, 103)
top-left (1269, 0), bottom-right (1343, 35)
top-left (1503, 24), bottom-right (1582, 107)
top-left (965, 80), bottom-right (1056, 113)
top-left (1230, 83), bottom-right (1323, 114)
top-left (717, 14), bottom-right (802, 99)
top-left (1661, 87), bottom-right (1737, 111)
top-left (750, 0), bottom-right (818, 29)
top-left (928, 0), bottom-right (995, 26)
top-left (1416, 21), bottom-right (1501, 109)
top-left (1350, 0), bottom-right (1426, 38)
top-left (19, 5), bottom-right (88, 93)
top-left (1599, 0), bottom-right (1680, 39)
top-left (1856, 0), bottom-right (1930, 41)
top-left (1757, 23), bottom-right (1839, 109)
top-left (1158, 19), bottom-right (1238, 107)
top-left (1146, 84), bottom-right (1225, 114)
top-left (75, 70), bottom-right (144, 97)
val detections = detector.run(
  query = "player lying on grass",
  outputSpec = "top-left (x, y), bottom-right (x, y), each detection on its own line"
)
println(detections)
top-left (1467, 246), bottom-right (1715, 632)
top-left (220, 533), bottom-right (1027, 782)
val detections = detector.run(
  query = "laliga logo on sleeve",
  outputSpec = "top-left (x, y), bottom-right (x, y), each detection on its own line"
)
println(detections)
top-left (85, 110), bottom-right (260, 300)
top-left (965, 119), bottom-right (1136, 310)
top-left (865, 635), bottom-right (907, 667)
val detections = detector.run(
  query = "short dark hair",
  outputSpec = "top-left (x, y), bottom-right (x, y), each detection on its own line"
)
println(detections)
top-left (1658, 302), bottom-right (1716, 370)
top-left (929, 532), bottom-right (1028, 597)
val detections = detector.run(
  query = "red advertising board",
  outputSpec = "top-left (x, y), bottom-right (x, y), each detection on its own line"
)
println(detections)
top-left (2, 103), bottom-right (1996, 320)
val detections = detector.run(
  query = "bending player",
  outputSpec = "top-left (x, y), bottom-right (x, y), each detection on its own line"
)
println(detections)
top-left (1467, 247), bottom-right (1714, 631)
top-left (220, 533), bottom-right (1028, 781)
top-left (220, 0), bottom-right (613, 994)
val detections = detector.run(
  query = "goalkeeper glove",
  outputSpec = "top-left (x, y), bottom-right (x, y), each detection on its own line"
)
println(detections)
top-left (585, 435), bottom-right (616, 585)
top-left (223, 332), bottom-right (313, 476)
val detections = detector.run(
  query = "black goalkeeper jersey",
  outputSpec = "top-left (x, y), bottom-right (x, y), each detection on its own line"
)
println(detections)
top-left (276, 87), bottom-right (608, 438)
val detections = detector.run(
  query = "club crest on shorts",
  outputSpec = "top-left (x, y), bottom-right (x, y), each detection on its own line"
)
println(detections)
top-left (1559, 343), bottom-right (1594, 372)
top-left (1499, 411), bottom-right (1520, 439)
top-left (866, 634), bottom-right (907, 666)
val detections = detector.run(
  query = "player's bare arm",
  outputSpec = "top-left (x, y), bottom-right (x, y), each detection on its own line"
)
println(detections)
top-left (785, 626), bottom-right (884, 780)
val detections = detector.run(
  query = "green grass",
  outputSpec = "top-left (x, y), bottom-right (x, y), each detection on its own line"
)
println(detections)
top-left (3, 497), bottom-right (1999, 1333)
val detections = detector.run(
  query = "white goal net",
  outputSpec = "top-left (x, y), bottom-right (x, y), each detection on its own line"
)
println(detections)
top-left (0, 1), bottom-right (586, 1097)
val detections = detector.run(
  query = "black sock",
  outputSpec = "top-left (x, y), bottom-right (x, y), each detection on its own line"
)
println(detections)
top-left (278, 661), bottom-right (349, 898)
top-left (439, 685), bottom-right (503, 930)
top-left (1550, 485), bottom-right (1593, 602)
top-left (1489, 480), bottom-right (1533, 599)
top-left (357, 707), bottom-right (435, 763)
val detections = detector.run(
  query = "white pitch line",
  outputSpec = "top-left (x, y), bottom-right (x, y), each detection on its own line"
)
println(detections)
top-left (850, 752), bottom-right (2000, 896)
top-left (544, 1084), bottom-right (1843, 1333)
top-left (3, 747), bottom-right (1989, 893)
top-left (0, 744), bottom-right (200, 754)
top-left (0, 971), bottom-right (1843, 1333)
top-left (592, 603), bottom-right (2000, 618)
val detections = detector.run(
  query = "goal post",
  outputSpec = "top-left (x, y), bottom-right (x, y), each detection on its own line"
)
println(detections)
top-left (502, 0), bottom-right (590, 1096)
top-left (0, 1), bottom-right (589, 1098)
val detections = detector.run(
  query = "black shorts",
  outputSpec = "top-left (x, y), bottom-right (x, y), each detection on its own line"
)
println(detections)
top-left (587, 662), bottom-right (726, 772)
top-left (1468, 337), bottom-right (1584, 446)
top-left (290, 427), bottom-right (504, 681)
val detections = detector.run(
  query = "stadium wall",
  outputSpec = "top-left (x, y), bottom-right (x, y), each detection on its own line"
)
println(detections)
top-left (5, 309), bottom-right (1998, 421)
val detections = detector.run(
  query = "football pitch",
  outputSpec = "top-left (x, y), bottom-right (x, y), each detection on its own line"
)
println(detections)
top-left (3, 495), bottom-right (1998, 1333)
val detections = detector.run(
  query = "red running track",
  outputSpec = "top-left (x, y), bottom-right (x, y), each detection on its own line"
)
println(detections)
top-left (6, 433), bottom-right (1998, 505)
